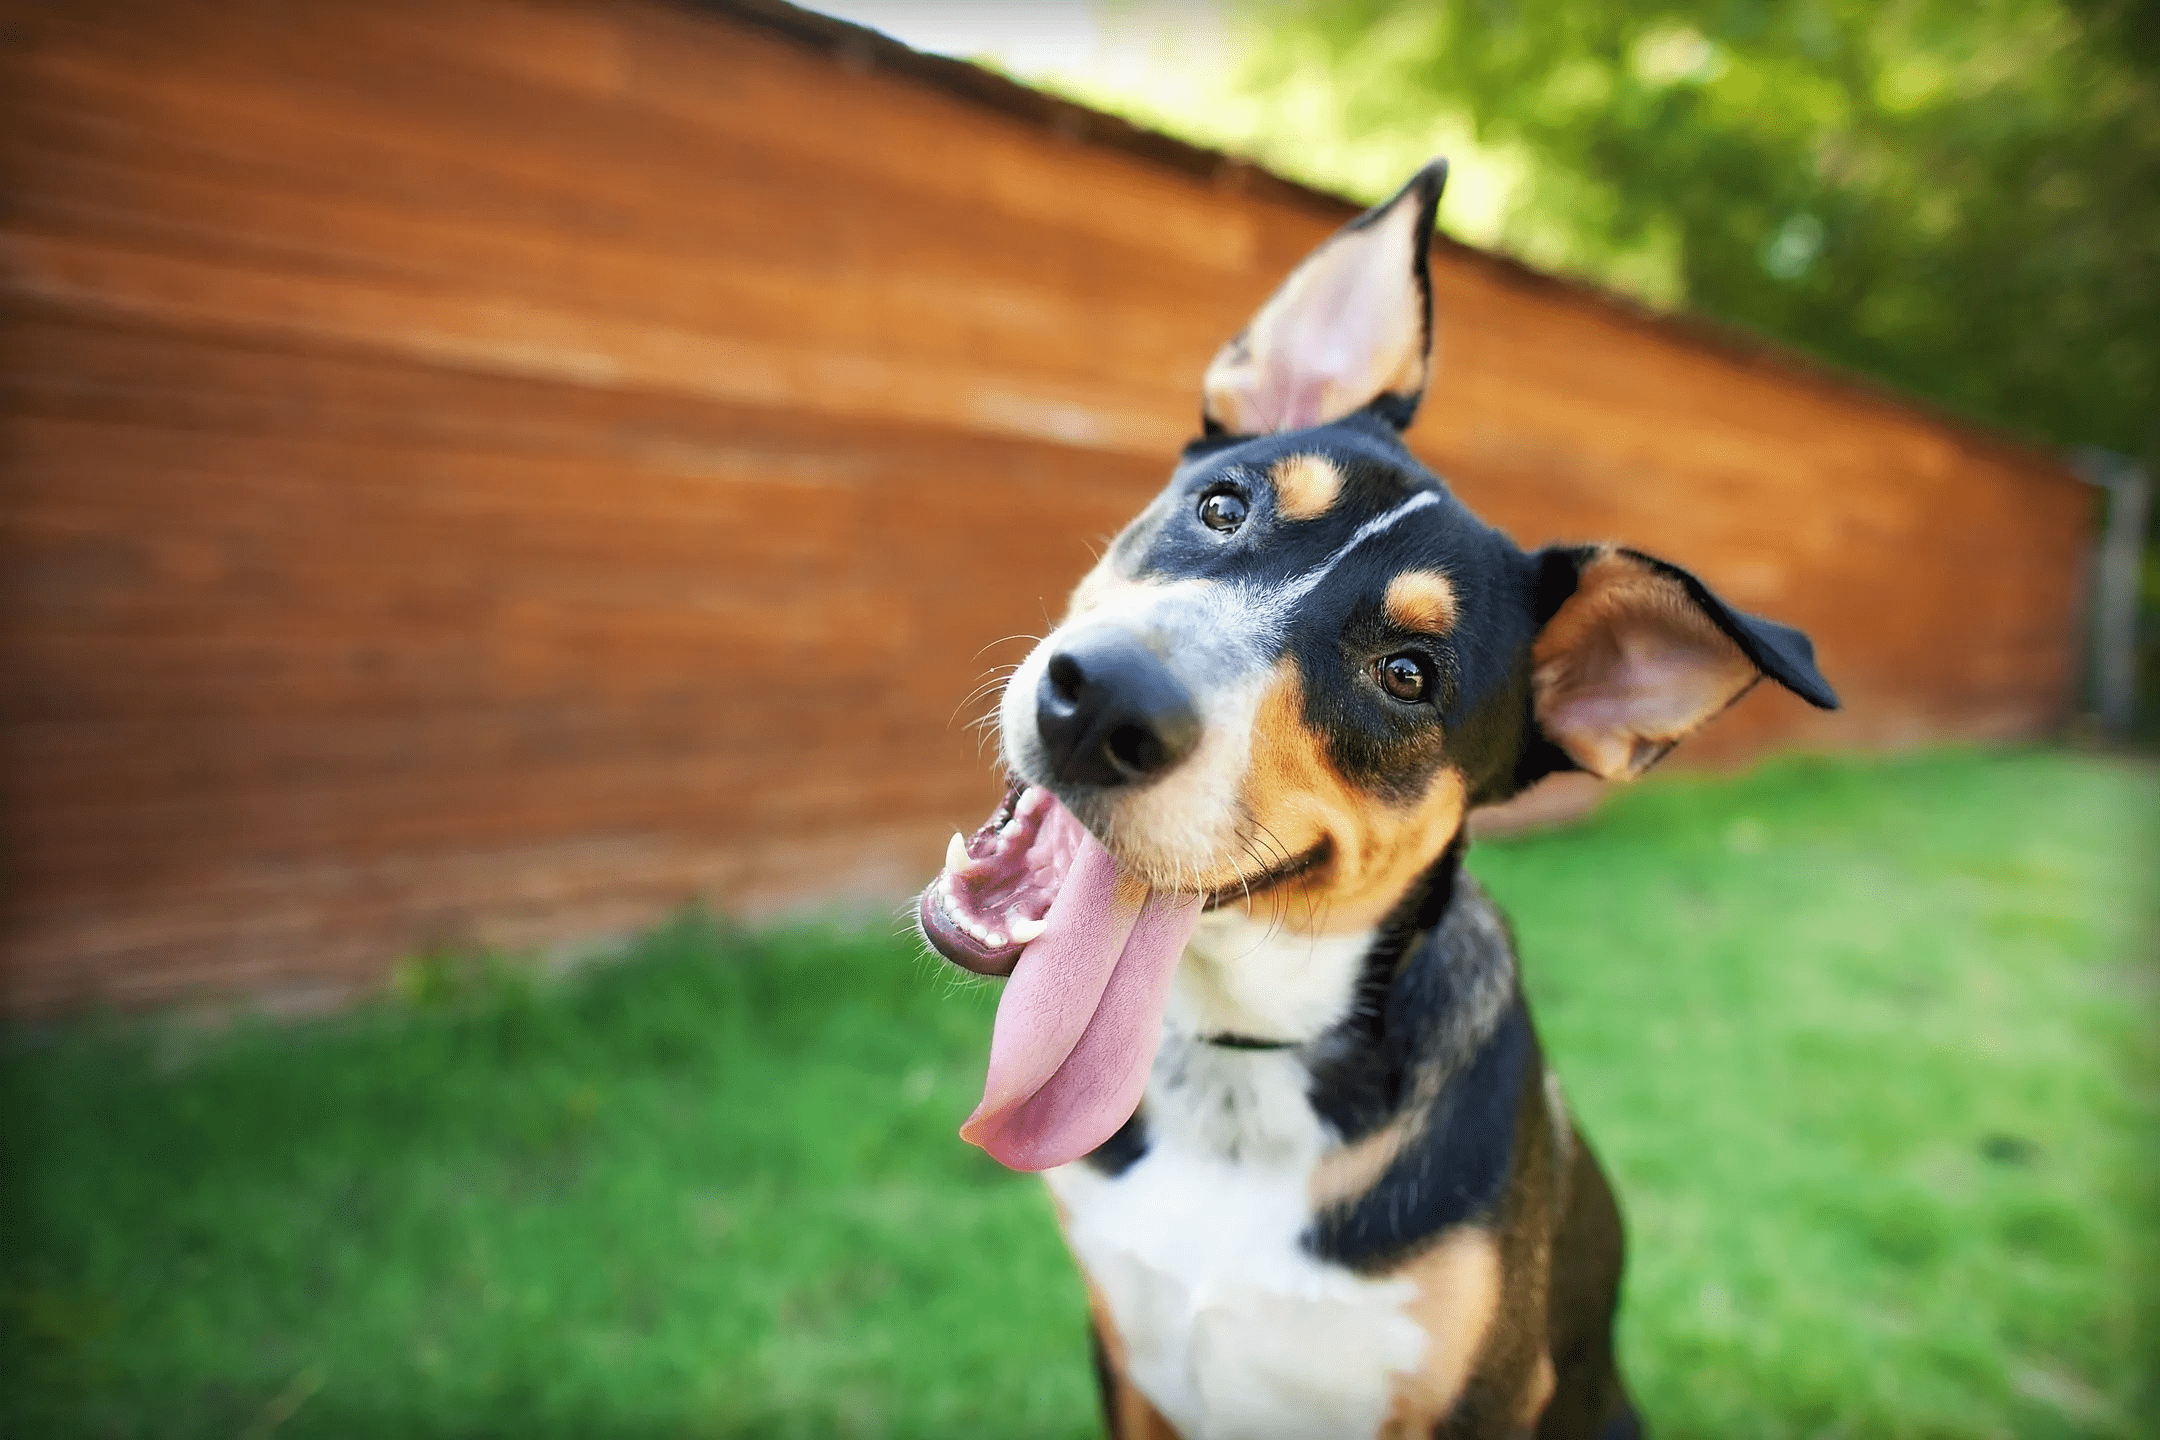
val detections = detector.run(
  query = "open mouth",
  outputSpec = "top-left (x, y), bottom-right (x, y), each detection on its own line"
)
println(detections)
top-left (915, 779), bottom-right (1200, 1174)
top-left (918, 781), bottom-right (1071, 977)
top-left (920, 781), bottom-right (1331, 976)
top-left (916, 779), bottom-right (1333, 1175)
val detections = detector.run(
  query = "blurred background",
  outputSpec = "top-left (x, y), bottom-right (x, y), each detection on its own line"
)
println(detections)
top-left (1, 1), bottom-right (2153, 1435)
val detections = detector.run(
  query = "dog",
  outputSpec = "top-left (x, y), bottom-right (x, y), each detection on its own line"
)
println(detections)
top-left (916, 160), bottom-right (1836, 1440)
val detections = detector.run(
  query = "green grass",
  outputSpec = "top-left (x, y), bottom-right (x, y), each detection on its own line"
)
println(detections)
top-left (3, 749), bottom-right (2154, 1439)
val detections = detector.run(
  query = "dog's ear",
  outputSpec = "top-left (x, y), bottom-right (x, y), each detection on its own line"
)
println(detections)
top-left (1202, 160), bottom-right (1447, 438)
top-left (1530, 546), bottom-right (1838, 780)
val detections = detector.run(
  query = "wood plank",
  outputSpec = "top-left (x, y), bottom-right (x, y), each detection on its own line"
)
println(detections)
top-left (3, 112), bottom-right (1221, 391)
top-left (0, 11), bottom-right (1265, 307)
top-left (3, 0), bottom-right (1264, 274)
top-left (0, 228), bottom-right (1187, 453)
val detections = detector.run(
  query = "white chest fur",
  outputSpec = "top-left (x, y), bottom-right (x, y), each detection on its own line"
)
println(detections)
top-left (1044, 915), bottom-right (1431, 1440)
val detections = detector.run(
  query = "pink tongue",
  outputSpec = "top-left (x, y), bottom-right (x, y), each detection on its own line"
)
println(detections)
top-left (960, 827), bottom-right (1203, 1172)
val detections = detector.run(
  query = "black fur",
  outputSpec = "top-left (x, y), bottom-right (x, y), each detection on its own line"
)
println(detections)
top-left (1303, 841), bottom-right (1465, 1143)
top-left (1306, 995), bottom-right (1529, 1272)
top-left (1083, 1106), bottom-right (1150, 1178)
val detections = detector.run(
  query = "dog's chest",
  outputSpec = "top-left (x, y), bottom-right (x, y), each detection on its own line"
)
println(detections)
top-left (1045, 957), bottom-right (1429, 1440)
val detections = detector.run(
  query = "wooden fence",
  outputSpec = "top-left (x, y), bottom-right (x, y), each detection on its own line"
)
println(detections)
top-left (0, 0), bottom-right (2092, 1011)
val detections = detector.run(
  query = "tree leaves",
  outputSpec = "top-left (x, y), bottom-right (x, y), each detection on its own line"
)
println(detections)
top-left (1235, 0), bottom-right (2160, 462)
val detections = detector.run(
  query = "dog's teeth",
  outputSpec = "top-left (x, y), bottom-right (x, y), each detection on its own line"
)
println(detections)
top-left (945, 832), bottom-right (969, 873)
top-left (985, 932), bottom-right (1005, 949)
top-left (1008, 916), bottom-right (1047, 944)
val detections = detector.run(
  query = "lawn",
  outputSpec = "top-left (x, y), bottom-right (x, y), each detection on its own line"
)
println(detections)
top-left (3, 749), bottom-right (2154, 1438)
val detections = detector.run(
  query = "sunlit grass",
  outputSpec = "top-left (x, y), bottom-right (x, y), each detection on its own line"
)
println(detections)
top-left (3, 748), bottom-right (2153, 1438)
top-left (1480, 749), bottom-right (2158, 1438)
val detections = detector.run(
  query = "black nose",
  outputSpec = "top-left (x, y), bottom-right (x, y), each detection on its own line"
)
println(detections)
top-left (1035, 628), bottom-right (1201, 788)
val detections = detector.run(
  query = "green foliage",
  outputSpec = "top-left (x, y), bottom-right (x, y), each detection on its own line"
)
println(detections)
top-left (3, 751), bottom-right (2155, 1436)
top-left (1229, 0), bottom-right (2159, 464)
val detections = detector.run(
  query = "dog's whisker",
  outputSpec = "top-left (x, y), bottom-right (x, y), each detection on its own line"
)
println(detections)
top-left (947, 672), bottom-right (1018, 726)
top-left (971, 634), bottom-right (1044, 662)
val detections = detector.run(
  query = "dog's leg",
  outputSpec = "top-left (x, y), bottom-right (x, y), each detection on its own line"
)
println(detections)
top-left (1088, 1298), bottom-right (1182, 1440)
top-left (1536, 1133), bottom-right (1642, 1439)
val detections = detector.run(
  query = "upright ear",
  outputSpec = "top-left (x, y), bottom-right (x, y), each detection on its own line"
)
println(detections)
top-left (1530, 546), bottom-right (1839, 780)
top-left (1202, 160), bottom-right (1447, 437)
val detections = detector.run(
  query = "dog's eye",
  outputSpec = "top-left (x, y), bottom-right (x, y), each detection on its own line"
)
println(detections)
top-left (1378, 654), bottom-right (1428, 703)
top-left (1198, 489), bottom-right (1248, 534)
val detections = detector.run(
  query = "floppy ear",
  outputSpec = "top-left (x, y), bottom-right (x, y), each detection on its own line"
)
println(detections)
top-left (1202, 160), bottom-right (1447, 437)
top-left (1531, 546), bottom-right (1839, 780)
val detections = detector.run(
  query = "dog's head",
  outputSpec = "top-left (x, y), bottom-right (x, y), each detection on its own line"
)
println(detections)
top-left (922, 162), bottom-right (1836, 1171)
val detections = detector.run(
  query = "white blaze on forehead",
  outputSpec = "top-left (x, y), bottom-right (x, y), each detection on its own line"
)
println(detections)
top-left (1065, 486), bottom-right (1445, 654)
top-left (1242, 488), bottom-right (1444, 629)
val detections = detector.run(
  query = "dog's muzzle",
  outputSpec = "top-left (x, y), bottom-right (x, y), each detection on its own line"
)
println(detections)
top-left (1034, 626), bottom-right (1200, 789)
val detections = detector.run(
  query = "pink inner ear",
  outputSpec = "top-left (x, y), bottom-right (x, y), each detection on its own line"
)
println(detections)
top-left (1534, 562), bottom-right (1760, 780)
top-left (1203, 183), bottom-right (1430, 436)
top-left (1252, 353), bottom-right (1328, 435)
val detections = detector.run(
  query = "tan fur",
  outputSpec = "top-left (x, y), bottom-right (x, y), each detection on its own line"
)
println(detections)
top-left (1378, 1228), bottom-right (1504, 1436)
top-left (1236, 661), bottom-right (1467, 934)
top-left (1309, 1112), bottom-right (1419, 1210)
top-left (1531, 548), bottom-right (1758, 780)
top-left (1384, 569), bottom-right (1460, 635)
top-left (1519, 1353), bottom-right (1558, 1430)
top-left (1270, 453), bottom-right (1344, 521)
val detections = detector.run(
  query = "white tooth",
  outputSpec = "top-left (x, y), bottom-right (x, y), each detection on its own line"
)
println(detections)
top-left (946, 832), bottom-right (970, 873)
top-left (1020, 787), bottom-right (1044, 815)
top-left (985, 932), bottom-right (1005, 949)
top-left (1000, 817), bottom-right (1021, 838)
top-left (1009, 916), bottom-right (1047, 943)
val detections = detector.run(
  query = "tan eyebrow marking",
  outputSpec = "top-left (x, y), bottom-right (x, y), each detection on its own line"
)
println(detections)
top-left (1269, 453), bottom-right (1343, 521)
top-left (1384, 569), bottom-right (1459, 634)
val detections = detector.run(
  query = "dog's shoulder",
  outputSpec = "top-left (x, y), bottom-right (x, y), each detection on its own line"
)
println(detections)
top-left (1305, 875), bottom-right (1535, 1271)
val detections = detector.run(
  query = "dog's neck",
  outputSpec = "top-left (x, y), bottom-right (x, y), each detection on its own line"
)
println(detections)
top-left (1140, 837), bottom-right (1521, 1171)
top-left (1165, 838), bottom-right (1473, 1051)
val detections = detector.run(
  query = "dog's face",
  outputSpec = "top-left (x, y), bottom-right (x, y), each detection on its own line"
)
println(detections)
top-left (998, 419), bottom-right (1533, 935)
top-left (923, 161), bottom-right (1835, 1171)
